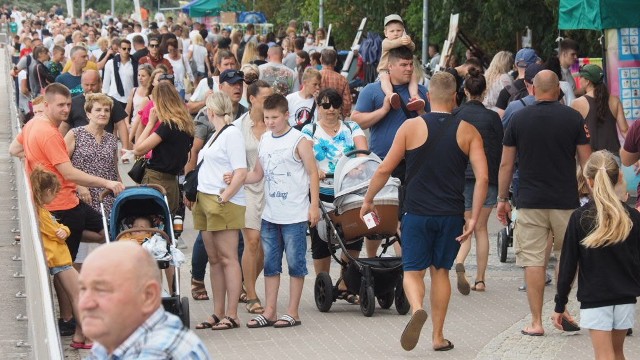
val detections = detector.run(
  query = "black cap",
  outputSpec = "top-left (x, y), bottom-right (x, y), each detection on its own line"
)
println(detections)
top-left (525, 63), bottom-right (545, 83)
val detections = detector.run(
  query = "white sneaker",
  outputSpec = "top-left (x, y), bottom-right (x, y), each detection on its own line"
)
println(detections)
top-left (176, 237), bottom-right (188, 249)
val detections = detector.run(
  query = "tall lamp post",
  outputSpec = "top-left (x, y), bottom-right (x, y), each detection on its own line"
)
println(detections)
top-left (422, 0), bottom-right (429, 65)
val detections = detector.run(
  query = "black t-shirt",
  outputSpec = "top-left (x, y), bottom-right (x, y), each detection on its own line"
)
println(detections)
top-left (67, 94), bottom-right (128, 133)
top-left (496, 78), bottom-right (526, 110)
top-left (147, 122), bottom-right (193, 175)
top-left (503, 101), bottom-right (589, 209)
top-left (131, 48), bottom-right (149, 63)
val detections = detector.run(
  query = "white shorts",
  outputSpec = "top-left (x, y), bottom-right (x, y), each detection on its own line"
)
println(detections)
top-left (580, 304), bottom-right (636, 331)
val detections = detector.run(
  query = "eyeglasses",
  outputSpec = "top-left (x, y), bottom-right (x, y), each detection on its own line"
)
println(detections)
top-left (149, 44), bottom-right (159, 48)
top-left (120, 47), bottom-right (130, 51)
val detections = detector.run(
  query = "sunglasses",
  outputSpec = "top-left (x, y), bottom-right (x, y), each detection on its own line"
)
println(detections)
top-left (319, 101), bottom-right (341, 109)
top-left (149, 43), bottom-right (159, 48)
top-left (120, 47), bottom-right (130, 51)
top-left (158, 74), bottom-right (175, 83)
top-left (220, 70), bottom-right (244, 82)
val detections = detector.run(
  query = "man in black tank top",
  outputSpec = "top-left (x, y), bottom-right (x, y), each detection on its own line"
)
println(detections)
top-left (360, 72), bottom-right (488, 352)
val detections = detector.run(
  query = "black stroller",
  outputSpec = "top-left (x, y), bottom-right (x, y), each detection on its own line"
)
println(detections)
top-left (313, 150), bottom-right (410, 317)
top-left (100, 184), bottom-right (190, 327)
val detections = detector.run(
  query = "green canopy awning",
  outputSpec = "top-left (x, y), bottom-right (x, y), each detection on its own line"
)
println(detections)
top-left (559, 0), bottom-right (640, 30)
top-left (182, 0), bottom-right (225, 17)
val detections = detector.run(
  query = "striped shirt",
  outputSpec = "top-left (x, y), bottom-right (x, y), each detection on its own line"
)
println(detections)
top-left (86, 307), bottom-right (211, 360)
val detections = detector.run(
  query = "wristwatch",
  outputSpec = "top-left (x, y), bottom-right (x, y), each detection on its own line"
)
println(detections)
top-left (497, 196), bottom-right (509, 203)
top-left (217, 194), bottom-right (226, 204)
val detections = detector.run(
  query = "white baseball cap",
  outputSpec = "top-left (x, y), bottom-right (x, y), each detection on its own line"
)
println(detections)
top-left (384, 14), bottom-right (403, 26)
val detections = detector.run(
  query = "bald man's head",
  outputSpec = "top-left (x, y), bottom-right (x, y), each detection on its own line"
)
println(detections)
top-left (268, 46), bottom-right (283, 62)
top-left (532, 70), bottom-right (560, 101)
top-left (81, 70), bottom-right (102, 94)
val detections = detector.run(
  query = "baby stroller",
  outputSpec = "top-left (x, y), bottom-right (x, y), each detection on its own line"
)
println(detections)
top-left (496, 192), bottom-right (516, 263)
top-left (99, 184), bottom-right (190, 327)
top-left (314, 150), bottom-right (410, 317)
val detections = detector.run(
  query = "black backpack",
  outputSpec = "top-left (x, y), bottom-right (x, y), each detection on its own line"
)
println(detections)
top-left (237, 35), bottom-right (254, 63)
top-left (505, 82), bottom-right (528, 103)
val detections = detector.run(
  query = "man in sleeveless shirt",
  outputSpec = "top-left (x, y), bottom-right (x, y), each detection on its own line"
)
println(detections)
top-left (360, 72), bottom-right (488, 352)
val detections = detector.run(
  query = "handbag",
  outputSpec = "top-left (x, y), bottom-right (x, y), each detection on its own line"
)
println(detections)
top-left (182, 56), bottom-right (194, 94)
top-left (127, 157), bottom-right (148, 184)
top-left (184, 124), bottom-right (232, 202)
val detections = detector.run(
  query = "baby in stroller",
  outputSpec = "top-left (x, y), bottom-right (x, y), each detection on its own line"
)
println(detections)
top-left (120, 216), bottom-right (154, 245)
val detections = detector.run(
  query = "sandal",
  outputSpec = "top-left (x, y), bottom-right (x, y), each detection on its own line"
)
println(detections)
top-left (211, 316), bottom-right (240, 330)
top-left (471, 280), bottom-right (486, 292)
top-left (191, 279), bottom-right (209, 301)
top-left (337, 290), bottom-right (360, 305)
top-left (239, 288), bottom-right (248, 303)
top-left (70, 340), bottom-right (93, 350)
top-left (195, 314), bottom-right (220, 330)
top-left (247, 314), bottom-right (275, 328)
top-left (273, 314), bottom-right (301, 328)
top-left (246, 298), bottom-right (264, 314)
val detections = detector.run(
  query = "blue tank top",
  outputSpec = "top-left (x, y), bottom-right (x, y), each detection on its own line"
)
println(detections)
top-left (404, 113), bottom-right (468, 216)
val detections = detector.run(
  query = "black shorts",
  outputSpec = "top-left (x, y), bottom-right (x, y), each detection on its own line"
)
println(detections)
top-left (52, 202), bottom-right (103, 261)
top-left (310, 226), bottom-right (364, 260)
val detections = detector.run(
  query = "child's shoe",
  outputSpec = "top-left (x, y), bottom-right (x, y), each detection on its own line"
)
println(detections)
top-left (389, 93), bottom-right (401, 110)
top-left (406, 98), bottom-right (425, 112)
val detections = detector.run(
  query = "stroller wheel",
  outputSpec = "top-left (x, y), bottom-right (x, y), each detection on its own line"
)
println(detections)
top-left (314, 273), bottom-right (334, 312)
top-left (395, 278), bottom-right (410, 315)
top-left (377, 292), bottom-right (394, 309)
top-left (497, 228), bottom-right (508, 263)
top-left (359, 284), bottom-right (375, 317)
top-left (180, 297), bottom-right (190, 328)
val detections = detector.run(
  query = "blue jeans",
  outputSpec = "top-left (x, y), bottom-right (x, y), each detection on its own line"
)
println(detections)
top-left (191, 231), bottom-right (245, 282)
top-left (261, 220), bottom-right (308, 277)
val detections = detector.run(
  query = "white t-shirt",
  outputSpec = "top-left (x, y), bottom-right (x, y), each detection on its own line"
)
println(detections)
top-left (189, 44), bottom-right (208, 73)
top-left (286, 91), bottom-right (317, 127)
top-left (259, 128), bottom-right (310, 224)
top-left (164, 54), bottom-right (193, 92)
top-left (190, 77), bottom-right (218, 103)
top-left (197, 125), bottom-right (247, 206)
top-left (17, 70), bottom-right (30, 114)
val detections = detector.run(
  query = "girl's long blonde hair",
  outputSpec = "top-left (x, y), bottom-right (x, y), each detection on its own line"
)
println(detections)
top-left (30, 166), bottom-right (60, 208)
top-left (152, 82), bottom-right (195, 136)
top-left (484, 51), bottom-right (513, 88)
top-left (581, 150), bottom-right (632, 248)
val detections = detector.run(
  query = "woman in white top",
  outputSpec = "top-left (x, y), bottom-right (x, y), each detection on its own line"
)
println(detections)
top-left (125, 64), bottom-right (153, 144)
top-left (164, 38), bottom-right (194, 100)
top-left (286, 68), bottom-right (321, 129)
top-left (483, 51), bottom-right (514, 114)
top-left (191, 92), bottom-right (247, 331)
top-left (188, 33), bottom-right (210, 84)
top-left (232, 80), bottom-right (274, 314)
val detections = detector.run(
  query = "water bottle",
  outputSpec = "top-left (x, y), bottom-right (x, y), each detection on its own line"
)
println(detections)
top-left (173, 215), bottom-right (183, 235)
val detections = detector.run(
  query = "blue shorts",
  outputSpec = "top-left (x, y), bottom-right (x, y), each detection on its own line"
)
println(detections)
top-left (580, 304), bottom-right (635, 331)
top-left (50, 264), bottom-right (73, 276)
top-left (400, 213), bottom-right (464, 271)
top-left (464, 180), bottom-right (498, 210)
top-left (260, 220), bottom-right (308, 277)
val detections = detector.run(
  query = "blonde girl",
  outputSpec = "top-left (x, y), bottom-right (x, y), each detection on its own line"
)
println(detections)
top-left (553, 150), bottom-right (640, 360)
top-left (31, 167), bottom-right (91, 349)
top-left (483, 51), bottom-right (514, 114)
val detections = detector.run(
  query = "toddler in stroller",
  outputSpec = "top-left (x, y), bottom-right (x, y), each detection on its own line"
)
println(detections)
top-left (314, 150), bottom-right (410, 317)
top-left (100, 184), bottom-right (190, 327)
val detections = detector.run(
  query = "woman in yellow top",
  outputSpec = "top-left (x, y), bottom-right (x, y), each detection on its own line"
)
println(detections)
top-left (31, 167), bottom-right (92, 349)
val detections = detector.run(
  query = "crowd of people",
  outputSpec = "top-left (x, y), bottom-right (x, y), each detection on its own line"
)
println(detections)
top-left (4, 4), bottom-right (640, 359)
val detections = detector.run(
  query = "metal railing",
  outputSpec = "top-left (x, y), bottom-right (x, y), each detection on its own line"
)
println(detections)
top-left (3, 34), bottom-right (64, 359)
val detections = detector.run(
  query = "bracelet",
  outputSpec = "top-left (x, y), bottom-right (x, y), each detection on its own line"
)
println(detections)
top-left (497, 196), bottom-right (509, 203)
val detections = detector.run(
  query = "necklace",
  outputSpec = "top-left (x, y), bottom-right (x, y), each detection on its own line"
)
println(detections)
top-left (321, 121), bottom-right (340, 134)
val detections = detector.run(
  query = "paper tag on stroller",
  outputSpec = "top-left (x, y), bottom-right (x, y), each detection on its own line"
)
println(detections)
top-left (363, 212), bottom-right (380, 229)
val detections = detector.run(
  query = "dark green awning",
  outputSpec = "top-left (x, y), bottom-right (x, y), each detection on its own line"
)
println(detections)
top-left (559, 0), bottom-right (640, 30)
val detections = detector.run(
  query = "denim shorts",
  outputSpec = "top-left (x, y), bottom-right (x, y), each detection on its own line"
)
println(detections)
top-left (50, 264), bottom-right (73, 276)
top-left (463, 180), bottom-right (498, 210)
top-left (401, 213), bottom-right (464, 271)
top-left (261, 220), bottom-right (308, 277)
top-left (580, 304), bottom-right (635, 331)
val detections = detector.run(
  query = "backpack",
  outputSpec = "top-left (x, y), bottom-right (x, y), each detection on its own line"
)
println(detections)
top-left (505, 82), bottom-right (528, 103)
top-left (237, 35), bottom-right (254, 64)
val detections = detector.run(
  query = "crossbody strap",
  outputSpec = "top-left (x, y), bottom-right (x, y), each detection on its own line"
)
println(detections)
top-left (194, 124), bottom-right (232, 169)
top-left (394, 89), bottom-right (418, 119)
top-left (404, 114), bottom-right (455, 186)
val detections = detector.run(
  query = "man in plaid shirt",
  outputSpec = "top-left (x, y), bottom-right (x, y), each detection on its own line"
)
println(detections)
top-left (319, 48), bottom-right (352, 118)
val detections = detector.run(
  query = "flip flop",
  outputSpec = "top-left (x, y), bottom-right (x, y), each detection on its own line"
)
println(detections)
top-left (400, 309), bottom-right (428, 351)
top-left (434, 339), bottom-right (454, 351)
top-left (247, 315), bottom-right (276, 329)
top-left (561, 316), bottom-right (581, 332)
top-left (521, 329), bottom-right (544, 336)
top-left (70, 341), bottom-right (93, 350)
top-left (211, 316), bottom-right (240, 330)
top-left (195, 314), bottom-right (220, 330)
top-left (455, 263), bottom-right (470, 295)
top-left (273, 314), bottom-right (301, 328)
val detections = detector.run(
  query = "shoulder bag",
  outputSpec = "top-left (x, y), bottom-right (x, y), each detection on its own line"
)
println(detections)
top-left (127, 156), bottom-right (148, 184)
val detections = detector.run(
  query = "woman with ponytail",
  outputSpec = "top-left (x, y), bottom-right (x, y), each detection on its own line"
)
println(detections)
top-left (553, 150), bottom-right (640, 359)
top-left (191, 92), bottom-right (247, 331)
top-left (572, 64), bottom-right (628, 160)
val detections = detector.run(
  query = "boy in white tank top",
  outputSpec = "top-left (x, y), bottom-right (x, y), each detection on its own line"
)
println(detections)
top-left (242, 94), bottom-right (320, 328)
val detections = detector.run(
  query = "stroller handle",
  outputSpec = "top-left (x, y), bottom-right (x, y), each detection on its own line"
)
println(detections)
top-left (344, 149), bottom-right (371, 157)
top-left (115, 227), bottom-right (172, 244)
top-left (99, 184), bottom-right (168, 201)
